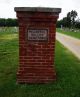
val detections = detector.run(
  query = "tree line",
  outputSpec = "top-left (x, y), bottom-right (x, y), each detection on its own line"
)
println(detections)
top-left (57, 10), bottom-right (80, 29)
top-left (0, 18), bottom-right (18, 27)
top-left (0, 10), bottom-right (80, 29)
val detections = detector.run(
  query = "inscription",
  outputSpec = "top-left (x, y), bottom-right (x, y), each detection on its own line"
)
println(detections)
top-left (27, 29), bottom-right (48, 41)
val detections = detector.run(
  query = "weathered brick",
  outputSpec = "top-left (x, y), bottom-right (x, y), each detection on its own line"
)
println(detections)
top-left (15, 7), bottom-right (61, 83)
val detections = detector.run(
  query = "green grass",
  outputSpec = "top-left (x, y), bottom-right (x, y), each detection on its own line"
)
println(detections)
top-left (0, 27), bottom-right (80, 97)
top-left (57, 28), bottom-right (80, 39)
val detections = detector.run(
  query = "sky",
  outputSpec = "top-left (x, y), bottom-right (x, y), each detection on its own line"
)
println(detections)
top-left (0, 0), bottom-right (80, 20)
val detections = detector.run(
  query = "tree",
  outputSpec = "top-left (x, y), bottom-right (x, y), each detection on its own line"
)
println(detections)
top-left (56, 19), bottom-right (63, 28)
top-left (55, 10), bottom-right (78, 29)
top-left (66, 10), bottom-right (78, 29)
top-left (0, 18), bottom-right (18, 27)
top-left (0, 18), bottom-right (6, 26)
top-left (67, 12), bottom-right (71, 28)
top-left (6, 18), bottom-right (18, 27)
top-left (71, 10), bottom-right (78, 28)
top-left (62, 17), bottom-right (68, 27)
top-left (75, 18), bottom-right (80, 29)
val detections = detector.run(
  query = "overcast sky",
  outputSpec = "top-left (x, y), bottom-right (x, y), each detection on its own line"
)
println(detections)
top-left (0, 0), bottom-right (80, 20)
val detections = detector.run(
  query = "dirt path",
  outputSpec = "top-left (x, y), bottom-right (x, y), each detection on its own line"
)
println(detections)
top-left (56, 32), bottom-right (80, 60)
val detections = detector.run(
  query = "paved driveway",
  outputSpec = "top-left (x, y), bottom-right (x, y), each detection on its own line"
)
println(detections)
top-left (56, 32), bottom-right (80, 60)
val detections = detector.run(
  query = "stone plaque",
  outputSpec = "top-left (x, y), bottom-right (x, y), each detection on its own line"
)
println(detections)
top-left (27, 29), bottom-right (48, 41)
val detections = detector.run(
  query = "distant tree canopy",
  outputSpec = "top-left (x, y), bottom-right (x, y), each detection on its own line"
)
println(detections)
top-left (0, 18), bottom-right (18, 27)
top-left (0, 10), bottom-right (80, 29)
top-left (57, 10), bottom-right (80, 29)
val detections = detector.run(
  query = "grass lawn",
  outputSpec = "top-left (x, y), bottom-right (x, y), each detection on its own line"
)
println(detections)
top-left (0, 27), bottom-right (80, 97)
top-left (57, 28), bottom-right (80, 39)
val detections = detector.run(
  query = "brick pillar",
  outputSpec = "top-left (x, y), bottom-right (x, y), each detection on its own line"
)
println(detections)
top-left (14, 7), bottom-right (61, 83)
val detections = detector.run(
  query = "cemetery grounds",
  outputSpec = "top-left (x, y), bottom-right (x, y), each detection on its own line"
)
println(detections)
top-left (0, 27), bottom-right (80, 97)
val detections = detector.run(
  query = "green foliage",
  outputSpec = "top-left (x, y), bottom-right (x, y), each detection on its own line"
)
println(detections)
top-left (0, 18), bottom-right (18, 27)
top-left (57, 17), bottom-right (68, 28)
top-left (69, 10), bottom-right (78, 28)
top-left (75, 20), bottom-right (80, 28)
top-left (57, 10), bottom-right (79, 29)
top-left (0, 18), bottom-right (6, 26)
top-left (66, 12), bottom-right (71, 28)
top-left (0, 27), bottom-right (80, 97)
top-left (6, 18), bottom-right (18, 27)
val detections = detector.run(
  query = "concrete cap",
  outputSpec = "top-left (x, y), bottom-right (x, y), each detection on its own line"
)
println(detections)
top-left (14, 7), bottom-right (61, 13)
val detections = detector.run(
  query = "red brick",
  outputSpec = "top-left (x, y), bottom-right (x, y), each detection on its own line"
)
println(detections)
top-left (15, 7), bottom-right (61, 83)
